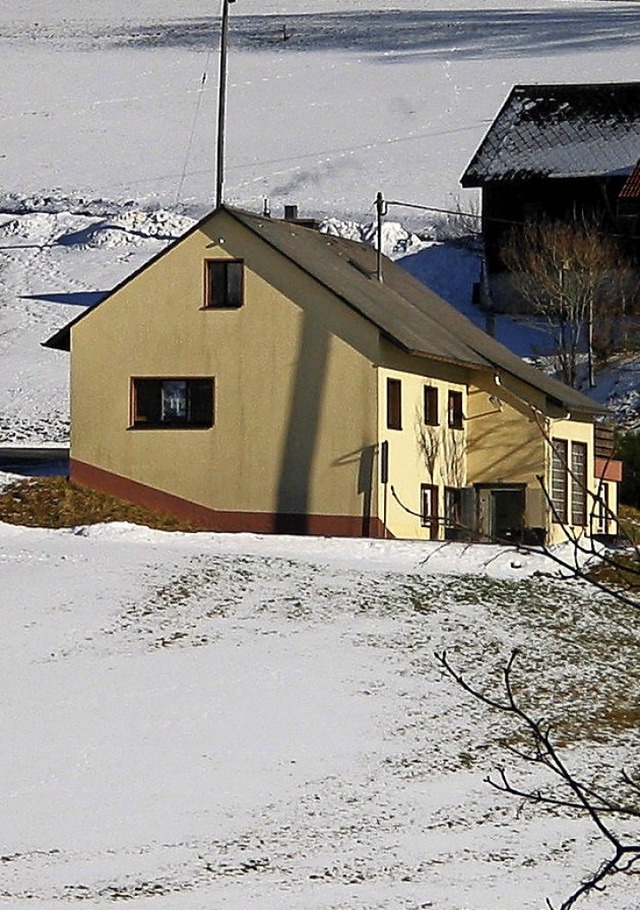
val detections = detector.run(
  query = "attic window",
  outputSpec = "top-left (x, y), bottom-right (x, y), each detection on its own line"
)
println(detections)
top-left (204, 260), bottom-right (244, 309)
top-left (131, 378), bottom-right (214, 429)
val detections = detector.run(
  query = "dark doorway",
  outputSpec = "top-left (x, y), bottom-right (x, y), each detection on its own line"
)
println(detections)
top-left (477, 485), bottom-right (525, 542)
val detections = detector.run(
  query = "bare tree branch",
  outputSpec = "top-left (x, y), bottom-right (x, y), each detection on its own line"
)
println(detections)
top-left (435, 650), bottom-right (640, 909)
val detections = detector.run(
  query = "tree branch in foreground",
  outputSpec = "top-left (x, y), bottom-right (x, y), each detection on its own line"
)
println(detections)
top-left (435, 649), bottom-right (640, 910)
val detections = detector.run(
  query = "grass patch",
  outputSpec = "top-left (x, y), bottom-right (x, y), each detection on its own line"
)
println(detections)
top-left (618, 503), bottom-right (640, 544)
top-left (587, 551), bottom-right (640, 593)
top-left (0, 476), bottom-right (198, 531)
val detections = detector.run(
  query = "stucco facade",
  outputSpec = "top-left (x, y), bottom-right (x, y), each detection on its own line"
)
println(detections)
top-left (47, 205), bottom-right (619, 543)
top-left (69, 210), bottom-right (382, 534)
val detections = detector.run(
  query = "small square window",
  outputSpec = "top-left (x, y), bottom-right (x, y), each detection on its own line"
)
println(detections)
top-left (448, 390), bottom-right (463, 429)
top-left (205, 260), bottom-right (244, 309)
top-left (387, 378), bottom-right (402, 430)
top-left (424, 386), bottom-right (439, 426)
top-left (132, 378), bottom-right (214, 428)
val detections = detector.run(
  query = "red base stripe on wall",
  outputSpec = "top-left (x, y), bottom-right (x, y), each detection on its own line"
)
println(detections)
top-left (70, 459), bottom-right (391, 538)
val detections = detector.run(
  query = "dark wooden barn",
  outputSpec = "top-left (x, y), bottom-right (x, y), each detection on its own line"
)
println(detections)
top-left (461, 83), bottom-right (640, 283)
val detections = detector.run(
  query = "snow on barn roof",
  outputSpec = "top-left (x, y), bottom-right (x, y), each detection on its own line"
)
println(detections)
top-left (461, 82), bottom-right (640, 186)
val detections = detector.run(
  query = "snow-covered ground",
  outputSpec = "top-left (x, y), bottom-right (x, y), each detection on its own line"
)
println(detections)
top-left (1, 0), bottom-right (639, 219)
top-left (2, 5), bottom-right (640, 909)
top-left (2, 0), bottom-right (639, 441)
top-left (2, 521), bottom-right (639, 910)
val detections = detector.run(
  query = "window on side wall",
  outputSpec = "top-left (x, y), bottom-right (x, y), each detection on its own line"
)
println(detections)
top-left (132, 378), bottom-right (214, 428)
top-left (551, 439), bottom-right (568, 524)
top-left (421, 483), bottom-right (439, 536)
top-left (205, 259), bottom-right (244, 309)
top-left (424, 385), bottom-right (439, 426)
top-left (447, 390), bottom-right (463, 429)
top-left (387, 378), bottom-right (402, 430)
top-left (571, 441), bottom-right (588, 526)
top-left (594, 482), bottom-right (609, 534)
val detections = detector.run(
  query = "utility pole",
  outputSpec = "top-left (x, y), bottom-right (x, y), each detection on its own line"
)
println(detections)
top-left (215, 0), bottom-right (236, 209)
top-left (375, 191), bottom-right (387, 282)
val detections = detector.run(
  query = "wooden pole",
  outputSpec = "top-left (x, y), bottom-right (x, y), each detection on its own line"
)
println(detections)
top-left (215, 0), bottom-right (235, 208)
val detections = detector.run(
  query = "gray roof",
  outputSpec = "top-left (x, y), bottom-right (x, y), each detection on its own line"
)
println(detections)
top-left (44, 205), bottom-right (603, 416)
top-left (462, 83), bottom-right (640, 186)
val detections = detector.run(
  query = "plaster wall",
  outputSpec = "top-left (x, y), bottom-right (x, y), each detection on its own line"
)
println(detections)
top-left (70, 211), bottom-right (380, 529)
top-left (376, 345), bottom-right (469, 540)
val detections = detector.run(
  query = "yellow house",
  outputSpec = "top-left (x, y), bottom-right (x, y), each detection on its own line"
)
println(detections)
top-left (44, 205), bottom-right (621, 544)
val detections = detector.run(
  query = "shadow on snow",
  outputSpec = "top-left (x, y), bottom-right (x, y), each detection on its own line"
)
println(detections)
top-left (106, 9), bottom-right (640, 61)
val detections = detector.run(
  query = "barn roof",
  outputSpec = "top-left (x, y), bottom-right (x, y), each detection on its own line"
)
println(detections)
top-left (462, 82), bottom-right (640, 186)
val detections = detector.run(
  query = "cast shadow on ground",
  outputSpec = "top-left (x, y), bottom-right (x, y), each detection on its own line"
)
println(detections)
top-left (21, 292), bottom-right (105, 307)
top-left (107, 9), bottom-right (640, 61)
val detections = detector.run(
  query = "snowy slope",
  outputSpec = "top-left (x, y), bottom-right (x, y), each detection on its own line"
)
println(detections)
top-left (1, 6), bottom-right (640, 910)
top-left (2, 521), bottom-right (639, 910)
top-left (1, 1), bottom-right (639, 220)
top-left (1, 0), bottom-right (639, 441)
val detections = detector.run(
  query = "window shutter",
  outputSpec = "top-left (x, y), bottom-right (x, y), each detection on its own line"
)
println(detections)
top-left (226, 261), bottom-right (244, 307)
top-left (134, 379), bottom-right (161, 424)
top-left (207, 262), bottom-right (223, 308)
top-left (189, 378), bottom-right (214, 426)
top-left (459, 486), bottom-right (476, 535)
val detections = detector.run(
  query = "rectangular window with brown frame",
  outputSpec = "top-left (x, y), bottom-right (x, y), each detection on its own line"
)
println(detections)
top-left (551, 438), bottom-right (568, 524)
top-left (571, 441), bottom-right (588, 526)
top-left (387, 378), bottom-right (402, 430)
top-left (447, 390), bottom-right (463, 429)
top-left (204, 259), bottom-right (244, 309)
top-left (421, 483), bottom-right (439, 538)
top-left (423, 385), bottom-right (439, 426)
top-left (131, 377), bottom-right (214, 429)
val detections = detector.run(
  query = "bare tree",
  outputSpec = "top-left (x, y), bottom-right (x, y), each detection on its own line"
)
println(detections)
top-left (501, 216), bottom-right (635, 388)
top-left (436, 650), bottom-right (640, 910)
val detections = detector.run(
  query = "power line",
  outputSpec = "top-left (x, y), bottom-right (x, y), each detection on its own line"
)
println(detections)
top-left (175, 50), bottom-right (213, 207)
top-left (384, 196), bottom-right (640, 243)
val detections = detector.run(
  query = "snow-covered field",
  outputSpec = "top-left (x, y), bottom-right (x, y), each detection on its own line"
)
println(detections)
top-left (2, 3), bottom-right (640, 909)
top-left (2, 0), bottom-right (639, 219)
top-left (2, 522), bottom-right (640, 910)
top-left (1, 0), bottom-right (640, 441)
